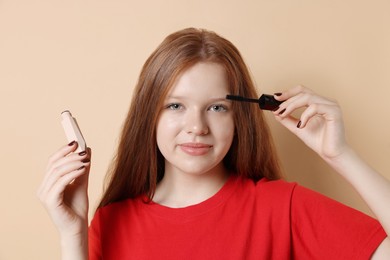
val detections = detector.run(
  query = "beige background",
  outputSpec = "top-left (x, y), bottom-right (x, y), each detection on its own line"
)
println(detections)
top-left (1, 0), bottom-right (389, 259)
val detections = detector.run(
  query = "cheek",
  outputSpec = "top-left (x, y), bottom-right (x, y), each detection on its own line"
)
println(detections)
top-left (156, 115), bottom-right (181, 142)
top-left (163, 117), bottom-right (181, 130)
top-left (213, 117), bottom-right (235, 142)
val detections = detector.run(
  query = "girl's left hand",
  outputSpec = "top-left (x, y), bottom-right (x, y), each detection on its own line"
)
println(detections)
top-left (273, 85), bottom-right (349, 160)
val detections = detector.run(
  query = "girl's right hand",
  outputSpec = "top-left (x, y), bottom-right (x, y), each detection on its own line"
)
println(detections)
top-left (37, 142), bottom-right (91, 239)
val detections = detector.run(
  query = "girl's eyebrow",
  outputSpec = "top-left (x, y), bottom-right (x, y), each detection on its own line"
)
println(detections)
top-left (165, 96), bottom-right (230, 102)
top-left (209, 97), bottom-right (230, 102)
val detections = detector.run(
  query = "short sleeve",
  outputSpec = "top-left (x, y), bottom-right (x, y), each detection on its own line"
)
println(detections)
top-left (290, 184), bottom-right (386, 259)
top-left (88, 210), bottom-right (102, 260)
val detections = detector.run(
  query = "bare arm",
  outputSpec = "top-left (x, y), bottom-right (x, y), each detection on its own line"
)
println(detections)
top-left (324, 148), bottom-right (390, 237)
top-left (325, 148), bottom-right (390, 259)
top-left (273, 86), bottom-right (390, 258)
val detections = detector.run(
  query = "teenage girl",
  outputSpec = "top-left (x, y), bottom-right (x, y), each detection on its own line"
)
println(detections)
top-left (38, 28), bottom-right (390, 259)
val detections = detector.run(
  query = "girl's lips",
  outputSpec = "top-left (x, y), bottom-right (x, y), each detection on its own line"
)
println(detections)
top-left (179, 143), bottom-right (212, 156)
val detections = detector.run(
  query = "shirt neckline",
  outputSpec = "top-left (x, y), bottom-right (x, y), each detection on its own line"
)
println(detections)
top-left (140, 174), bottom-right (240, 223)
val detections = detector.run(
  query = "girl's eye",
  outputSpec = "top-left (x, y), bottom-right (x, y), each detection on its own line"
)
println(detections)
top-left (166, 103), bottom-right (183, 110)
top-left (209, 104), bottom-right (228, 112)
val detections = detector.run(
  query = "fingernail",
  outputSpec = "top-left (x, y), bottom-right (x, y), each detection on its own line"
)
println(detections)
top-left (77, 165), bottom-right (85, 170)
top-left (82, 159), bottom-right (90, 163)
top-left (279, 108), bottom-right (286, 115)
top-left (68, 141), bottom-right (76, 146)
top-left (297, 121), bottom-right (302, 128)
top-left (274, 92), bottom-right (282, 96)
top-left (79, 151), bottom-right (87, 156)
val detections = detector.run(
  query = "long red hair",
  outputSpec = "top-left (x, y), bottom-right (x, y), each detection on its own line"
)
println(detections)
top-left (98, 28), bottom-right (282, 208)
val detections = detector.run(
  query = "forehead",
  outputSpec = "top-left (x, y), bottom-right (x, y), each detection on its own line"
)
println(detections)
top-left (167, 62), bottom-right (229, 97)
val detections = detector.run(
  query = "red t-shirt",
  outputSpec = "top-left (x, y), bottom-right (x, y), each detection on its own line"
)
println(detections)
top-left (89, 176), bottom-right (386, 259)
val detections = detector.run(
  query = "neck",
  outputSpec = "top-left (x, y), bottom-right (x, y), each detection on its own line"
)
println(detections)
top-left (153, 164), bottom-right (229, 208)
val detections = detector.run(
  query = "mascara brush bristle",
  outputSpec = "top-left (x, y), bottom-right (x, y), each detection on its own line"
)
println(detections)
top-left (226, 95), bottom-right (259, 103)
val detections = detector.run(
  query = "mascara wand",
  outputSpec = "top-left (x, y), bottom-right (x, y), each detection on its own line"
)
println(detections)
top-left (226, 94), bottom-right (282, 111)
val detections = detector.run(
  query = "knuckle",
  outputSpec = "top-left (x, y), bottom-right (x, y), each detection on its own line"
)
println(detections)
top-left (302, 92), bottom-right (311, 100)
top-left (297, 92), bottom-right (310, 102)
top-left (331, 98), bottom-right (339, 105)
top-left (37, 189), bottom-right (51, 205)
top-left (40, 196), bottom-right (50, 207)
top-left (296, 85), bottom-right (305, 92)
top-left (43, 197), bottom-right (53, 209)
top-left (310, 103), bottom-right (319, 110)
top-left (51, 166), bottom-right (62, 176)
top-left (47, 155), bottom-right (57, 167)
top-left (47, 151), bottom-right (57, 162)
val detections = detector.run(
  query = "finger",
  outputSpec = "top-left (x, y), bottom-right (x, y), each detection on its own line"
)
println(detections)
top-left (298, 103), bottom-right (342, 129)
top-left (39, 147), bottom-right (92, 196)
top-left (44, 145), bottom-right (90, 181)
top-left (274, 85), bottom-right (312, 102)
top-left (275, 93), bottom-right (332, 116)
top-left (42, 166), bottom-right (88, 209)
top-left (38, 146), bottom-right (91, 197)
top-left (39, 148), bottom-right (89, 191)
top-left (46, 142), bottom-right (79, 171)
top-left (38, 157), bottom-right (90, 199)
top-left (274, 91), bottom-right (335, 117)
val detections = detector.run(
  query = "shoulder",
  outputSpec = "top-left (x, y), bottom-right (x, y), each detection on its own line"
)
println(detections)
top-left (251, 177), bottom-right (298, 201)
top-left (91, 197), bottom-right (145, 224)
top-left (232, 176), bottom-right (298, 209)
top-left (225, 177), bottom-right (299, 226)
top-left (254, 178), bottom-right (297, 191)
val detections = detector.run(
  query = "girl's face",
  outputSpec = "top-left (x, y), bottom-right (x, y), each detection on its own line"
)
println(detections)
top-left (156, 62), bottom-right (234, 177)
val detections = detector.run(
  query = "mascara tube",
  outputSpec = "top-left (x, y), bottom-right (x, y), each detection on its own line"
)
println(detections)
top-left (61, 110), bottom-right (87, 153)
top-left (226, 94), bottom-right (282, 111)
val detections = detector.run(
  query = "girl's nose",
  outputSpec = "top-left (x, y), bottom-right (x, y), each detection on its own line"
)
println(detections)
top-left (184, 111), bottom-right (209, 136)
